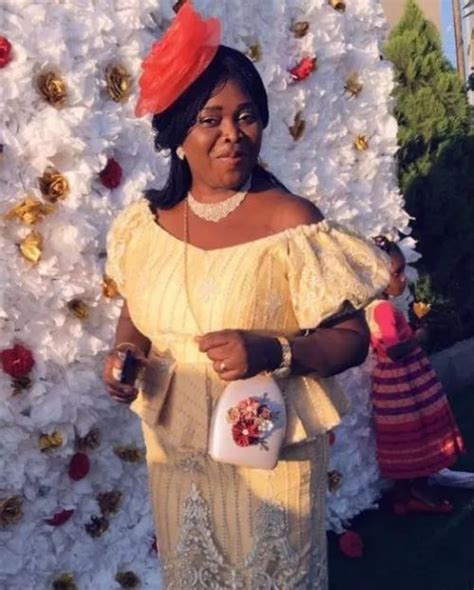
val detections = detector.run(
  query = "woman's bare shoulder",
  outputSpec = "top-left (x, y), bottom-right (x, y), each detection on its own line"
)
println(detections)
top-left (259, 189), bottom-right (324, 232)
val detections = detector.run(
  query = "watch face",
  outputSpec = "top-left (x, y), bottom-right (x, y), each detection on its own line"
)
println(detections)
top-left (276, 337), bottom-right (292, 372)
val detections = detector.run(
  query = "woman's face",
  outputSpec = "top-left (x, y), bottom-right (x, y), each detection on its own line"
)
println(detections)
top-left (181, 79), bottom-right (263, 190)
top-left (386, 251), bottom-right (407, 297)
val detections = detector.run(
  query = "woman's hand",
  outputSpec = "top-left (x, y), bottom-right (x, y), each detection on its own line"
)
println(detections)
top-left (103, 344), bottom-right (148, 404)
top-left (197, 330), bottom-right (281, 381)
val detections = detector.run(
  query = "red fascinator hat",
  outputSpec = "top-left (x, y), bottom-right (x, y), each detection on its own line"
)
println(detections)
top-left (135, 3), bottom-right (221, 117)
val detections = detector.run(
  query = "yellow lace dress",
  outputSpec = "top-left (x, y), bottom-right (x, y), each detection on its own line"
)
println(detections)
top-left (106, 199), bottom-right (389, 590)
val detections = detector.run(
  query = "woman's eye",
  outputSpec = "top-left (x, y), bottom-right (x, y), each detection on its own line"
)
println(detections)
top-left (199, 117), bottom-right (220, 126)
top-left (238, 112), bottom-right (257, 123)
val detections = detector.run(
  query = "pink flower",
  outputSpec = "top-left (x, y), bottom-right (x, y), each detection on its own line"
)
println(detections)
top-left (99, 158), bottom-right (123, 189)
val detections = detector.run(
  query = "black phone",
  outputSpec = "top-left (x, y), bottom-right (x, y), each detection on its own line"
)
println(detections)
top-left (119, 350), bottom-right (140, 386)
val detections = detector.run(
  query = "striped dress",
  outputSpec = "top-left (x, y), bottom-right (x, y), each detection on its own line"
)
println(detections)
top-left (366, 300), bottom-right (464, 480)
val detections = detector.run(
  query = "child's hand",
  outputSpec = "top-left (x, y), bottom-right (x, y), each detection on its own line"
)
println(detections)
top-left (414, 326), bottom-right (429, 345)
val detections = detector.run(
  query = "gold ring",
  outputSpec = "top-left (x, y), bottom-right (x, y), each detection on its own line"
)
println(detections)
top-left (220, 361), bottom-right (227, 372)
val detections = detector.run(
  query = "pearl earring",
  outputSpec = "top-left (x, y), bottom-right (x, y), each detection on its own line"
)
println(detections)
top-left (176, 146), bottom-right (185, 160)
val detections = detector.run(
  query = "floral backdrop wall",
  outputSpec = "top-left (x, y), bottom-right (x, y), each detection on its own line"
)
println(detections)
top-left (0, 0), bottom-right (412, 587)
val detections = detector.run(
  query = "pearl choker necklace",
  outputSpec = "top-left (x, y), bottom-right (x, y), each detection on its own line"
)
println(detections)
top-left (187, 177), bottom-right (252, 223)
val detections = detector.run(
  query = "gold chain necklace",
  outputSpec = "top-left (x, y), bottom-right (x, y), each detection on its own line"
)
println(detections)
top-left (187, 176), bottom-right (251, 223)
top-left (183, 199), bottom-right (205, 335)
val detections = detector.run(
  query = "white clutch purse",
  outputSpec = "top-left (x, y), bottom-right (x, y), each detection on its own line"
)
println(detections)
top-left (209, 373), bottom-right (287, 470)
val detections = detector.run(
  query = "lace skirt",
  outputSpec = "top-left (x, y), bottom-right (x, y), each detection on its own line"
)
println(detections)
top-left (141, 422), bottom-right (329, 590)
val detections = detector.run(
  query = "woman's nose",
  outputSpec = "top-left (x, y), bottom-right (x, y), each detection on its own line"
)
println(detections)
top-left (221, 118), bottom-right (241, 142)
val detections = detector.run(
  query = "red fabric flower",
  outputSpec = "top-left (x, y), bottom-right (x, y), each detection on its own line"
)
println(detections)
top-left (1, 344), bottom-right (35, 378)
top-left (338, 530), bottom-right (364, 558)
top-left (0, 36), bottom-right (12, 69)
top-left (232, 420), bottom-right (260, 447)
top-left (68, 452), bottom-right (90, 480)
top-left (289, 56), bottom-right (317, 81)
top-left (99, 158), bottom-right (123, 189)
top-left (44, 509), bottom-right (74, 526)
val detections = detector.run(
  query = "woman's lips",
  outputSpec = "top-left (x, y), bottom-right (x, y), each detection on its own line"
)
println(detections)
top-left (217, 152), bottom-right (247, 164)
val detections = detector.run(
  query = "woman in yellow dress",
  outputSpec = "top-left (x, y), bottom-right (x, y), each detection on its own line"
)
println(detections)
top-left (103, 5), bottom-right (389, 589)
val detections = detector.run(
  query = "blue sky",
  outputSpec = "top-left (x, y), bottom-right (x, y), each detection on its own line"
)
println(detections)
top-left (442, 0), bottom-right (457, 66)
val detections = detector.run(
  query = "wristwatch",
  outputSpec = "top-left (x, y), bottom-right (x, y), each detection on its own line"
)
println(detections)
top-left (272, 336), bottom-right (292, 378)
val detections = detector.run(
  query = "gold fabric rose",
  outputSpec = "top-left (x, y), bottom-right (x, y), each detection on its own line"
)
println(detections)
top-left (11, 375), bottom-right (32, 395)
top-left (344, 72), bottom-right (363, 98)
top-left (105, 64), bottom-right (132, 103)
top-left (52, 573), bottom-right (77, 590)
top-left (290, 21), bottom-right (310, 38)
top-left (328, 470), bottom-right (343, 492)
top-left (67, 298), bottom-right (89, 320)
top-left (76, 427), bottom-right (101, 452)
top-left (102, 275), bottom-right (119, 298)
top-left (329, 0), bottom-right (346, 12)
top-left (354, 135), bottom-right (369, 151)
top-left (97, 490), bottom-right (122, 517)
top-left (38, 430), bottom-right (63, 452)
top-left (289, 111), bottom-right (306, 141)
top-left (0, 496), bottom-right (23, 527)
top-left (19, 231), bottom-right (43, 264)
top-left (115, 571), bottom-right (141, 589)
top-left (37, 71), bottom-right (67, 108)
top-left (113, 445), bottom-right (146, 463)
top-left (38, 167), bottom-right (70, 203)
top-left (4, 196), bottom-right (55, 225)
top-left (246, 42), bottom-right (262, 62)
top-left (84, 515), bottom-right (109, 538)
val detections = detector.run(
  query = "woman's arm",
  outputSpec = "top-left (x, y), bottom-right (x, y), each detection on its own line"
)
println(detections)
top-left (103, 301), bottom-right (151, 403)
top-left (198, 310), bottom-right (370, 381)
top-left (113, 301), bottom-right (151, 355)
top-left (289, 311), bottom-right (369, 377)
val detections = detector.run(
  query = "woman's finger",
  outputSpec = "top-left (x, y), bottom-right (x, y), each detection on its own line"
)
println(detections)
top-left (106, 386), bottom-right (137, 404)
top-left (212, 359), bottom-right (233, 374)
top-left (206, 343), bottom-right (235, 361)
top-left (219, 368), bottom-right (245, 382)
top-left (197, 331), bottom-right (234, 353)
top-left (105, 379), bottom-right (136, 397)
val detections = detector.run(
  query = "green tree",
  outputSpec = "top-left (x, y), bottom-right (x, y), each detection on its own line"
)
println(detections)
top-left (385, 0), bottom-right (474, 348)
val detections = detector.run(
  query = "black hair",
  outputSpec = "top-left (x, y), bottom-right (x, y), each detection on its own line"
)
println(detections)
top-left (373, 236), bottom-right (404, 258)
top-left (144, 45), bottom-right (285, 210)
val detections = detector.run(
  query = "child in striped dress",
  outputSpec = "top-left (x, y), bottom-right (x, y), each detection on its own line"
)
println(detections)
top-left (367, 237), bottom-right (464, 514)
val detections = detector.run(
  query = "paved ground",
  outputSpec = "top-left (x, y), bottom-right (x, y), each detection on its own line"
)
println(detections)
top-left (328, 387), bottom-right (474, 590)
